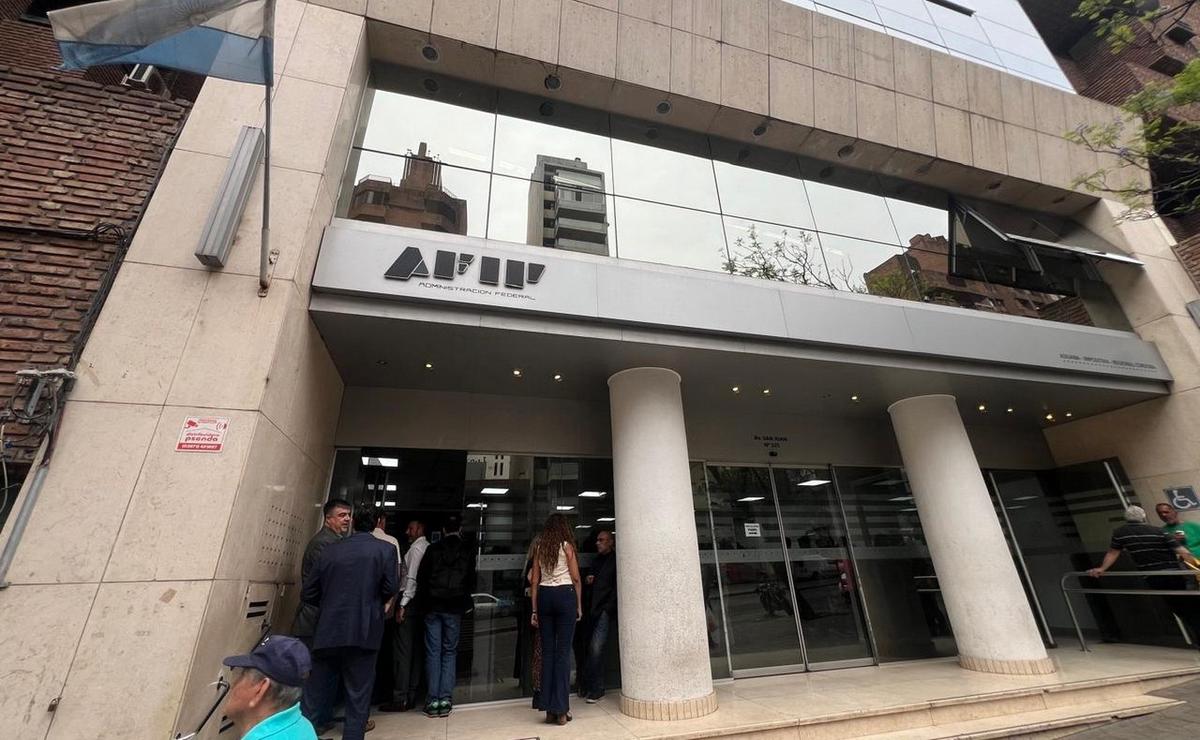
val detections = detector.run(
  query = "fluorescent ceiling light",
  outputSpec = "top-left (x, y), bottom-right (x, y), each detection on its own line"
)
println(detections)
top-left (361, 456), bottom-right (399, 468)
top-left (1011, 495), bottom-right (1040, 502)
top-left (889, 496), bottom-right (914, 502)
top-left (481, 487), bottom-right (509, 495)
top-left (374, 500), bottom-right (382, 506)
top-left (797, 479), bottom-right (830, 487)
top-left (579, 491), bottom-right (607, 498)
top-left (737, 496), bottom-right (765, 502)
top-left (900, 507), bottom-right (918, 512)
top-left (383, 501), bottom-right (396, 507)
top-left (575, 525), bottom-right (590, 529)
top-left (366, 484), bottom-right (376, 491)
top-left (386, 484), bottom-right (397, 492)
top-left (467, 503), bottom-right (488, 509)
top-left (597, 517), bottom-right (615, 522)
top-left (1005, 505), bottom-right (1027, 511)
top-left (556, 505), bottom-right (575, 511)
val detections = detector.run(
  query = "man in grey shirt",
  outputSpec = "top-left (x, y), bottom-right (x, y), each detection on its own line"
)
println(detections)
top-left (292, 498), bottom-right (352, 643)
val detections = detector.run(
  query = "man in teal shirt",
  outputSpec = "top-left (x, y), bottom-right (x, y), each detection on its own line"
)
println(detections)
top-left (222, 635), bottom-right (318, 740)
top-left (1156, 502), bottom-right (1200, 559)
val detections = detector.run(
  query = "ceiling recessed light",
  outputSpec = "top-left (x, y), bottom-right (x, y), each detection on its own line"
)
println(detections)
top-left (512, 368), bottom-right (523, 377)
top-left (553, 373), bottom-right (563, 382)
top-left (376, 359), bottom-right (389, 366)
top-left (579, 491), bottom-right (607, 498)
top-left (737, 496), bottom-right (765, 502)
top-left (977, 403), bottom-right (987, 412)
top-left (836, 144), bottom-right (855, 159)
top-left (762, 388), bottom-right (771, 395)
top-left (656, 100), bottom-right (672, 115)
top-left (556, 505), bottom-right (575, 511)
top-left (1006, 407), bottom-right (1014, 413)
top-left (753, 122), bottom-right (768, 137)
top-left (1065, 412), bottom-right (1073, 418)
top-left (850, 395), bottom-right (860, 402)
top-left (818, 165), bottom-right (834, 178)
top-left (481, 487), bottom-right (509, 495)
top-left (597, 516), bottom-right (615, 522)
top-left (1044, 413), bottom-right (1055, 421)
top-left (422, 77), bottom-right (439, 93)
top-left (421, 44), bottom-right (439, 62)
top-left (985, 180), bottom-right (1002, 190)
top-left (797, 479), bottom-right (831, 487)
top-left (731, 386), bottom-right (740, 393)
top-left (544, 74), bottom-right (561, 90)
top-left (361, 456), bottom-right (399, 468)
top-left (424, 362), bottom-right (433, 369)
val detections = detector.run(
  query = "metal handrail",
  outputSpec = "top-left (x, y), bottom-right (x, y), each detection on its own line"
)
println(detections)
top-left (1060, 570), bottom-right (1200, 652)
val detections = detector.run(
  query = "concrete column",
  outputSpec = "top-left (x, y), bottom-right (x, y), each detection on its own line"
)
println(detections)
top-left (608, 368), bottom-right (717, 719)
top-left (888, 394), bottom-right (1055, 676)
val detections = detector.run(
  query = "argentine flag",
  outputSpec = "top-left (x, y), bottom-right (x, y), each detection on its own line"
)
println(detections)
top-left (48, 0), bottom-right (273, 85)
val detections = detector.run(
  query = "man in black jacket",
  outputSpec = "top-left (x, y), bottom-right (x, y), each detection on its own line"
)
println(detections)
top-left (300, 509), bottom-right (399, 740)
top-left (581, 529), bottom-right (616, 703)
top-left (415, 514), bottom-right (475, 718)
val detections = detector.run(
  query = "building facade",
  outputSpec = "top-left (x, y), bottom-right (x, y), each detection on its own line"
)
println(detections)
top-left (3, 1), bottom-right (1200, 738)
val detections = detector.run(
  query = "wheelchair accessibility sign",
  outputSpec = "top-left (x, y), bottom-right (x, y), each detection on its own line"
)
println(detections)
top-left (1165, 486), bottom-right (1200, 511)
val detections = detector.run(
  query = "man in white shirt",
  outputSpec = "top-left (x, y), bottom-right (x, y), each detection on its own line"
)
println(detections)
top-left (378, 519), bottom-right (428, 712)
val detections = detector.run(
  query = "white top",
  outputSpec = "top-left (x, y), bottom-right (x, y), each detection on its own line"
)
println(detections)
top-left (541, 543), bottom-right (572, 587)
top-left (399, 535), bottom-right (429, 607)
top-left (372, 527), bottom-right (402, 568)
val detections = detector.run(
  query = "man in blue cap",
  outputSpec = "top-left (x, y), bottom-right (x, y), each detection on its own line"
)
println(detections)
top-left (222, 635), bottom-right (318, 740)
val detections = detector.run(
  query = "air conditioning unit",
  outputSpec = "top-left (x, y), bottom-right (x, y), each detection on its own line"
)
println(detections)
top-left (121, 63), bottom-right (164, 93)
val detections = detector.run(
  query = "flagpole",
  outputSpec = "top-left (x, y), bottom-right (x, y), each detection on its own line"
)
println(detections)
top-left (259, 0), bottom-right (275, 297)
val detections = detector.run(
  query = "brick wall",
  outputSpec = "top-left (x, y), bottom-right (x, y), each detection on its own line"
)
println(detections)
top-left (0, 3), bottom-right (194, 474)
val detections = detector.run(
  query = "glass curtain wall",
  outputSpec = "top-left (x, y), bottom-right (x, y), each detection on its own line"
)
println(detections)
top-left (789, 0), bottom-right (1072, 90)
top-left (988, 461), bottom-right (1192, 649)
top-left (339, 66), bottom-right (1130, 329)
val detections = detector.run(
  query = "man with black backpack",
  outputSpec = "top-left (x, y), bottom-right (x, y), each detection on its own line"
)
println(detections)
top-left (415, 514), bottom-right (476, 718)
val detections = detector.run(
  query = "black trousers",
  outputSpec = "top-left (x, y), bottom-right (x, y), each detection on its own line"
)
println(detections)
top-left (304, 647), bottom-right (377, 740)
top-left (1149, 575), bottom-right (1200, 645)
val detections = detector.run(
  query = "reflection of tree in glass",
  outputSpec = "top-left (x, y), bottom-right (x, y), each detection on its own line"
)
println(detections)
top-left (722, 224), bottom-right (919, 302)
top-left (722, 224), bottom-right (860, 291)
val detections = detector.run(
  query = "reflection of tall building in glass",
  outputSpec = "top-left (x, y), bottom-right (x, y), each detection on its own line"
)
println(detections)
top-left (527, 155), bottom-right (609, 256)
top-left (347, 142), bottom-right (468, 234)
top-left (865, 235), bottom-right (1091, 325)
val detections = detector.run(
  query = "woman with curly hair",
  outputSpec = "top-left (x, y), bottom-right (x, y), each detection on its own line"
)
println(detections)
top-left (530, 513), bottom-right (583, 725)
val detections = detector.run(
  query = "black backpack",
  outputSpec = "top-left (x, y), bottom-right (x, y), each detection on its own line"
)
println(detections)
top-left (428, 536), bottom-right (472, 601)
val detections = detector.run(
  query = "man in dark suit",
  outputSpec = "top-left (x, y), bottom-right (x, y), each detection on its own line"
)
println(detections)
top-left (292, 498), bottom-right (352, 644)
top-left (300, 508), bottom-right (399, 740)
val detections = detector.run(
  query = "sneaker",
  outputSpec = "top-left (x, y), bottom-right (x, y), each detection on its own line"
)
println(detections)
top-left (438, 699), bottom-right (453, 718)
top-left (423, 701), bottom-right (440, 718)
top-left (585, 695), bottom-right (600, 704)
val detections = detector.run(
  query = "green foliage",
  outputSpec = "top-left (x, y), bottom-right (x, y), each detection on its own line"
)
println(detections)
top-left (1067, 1), bottom-right (1200, 220)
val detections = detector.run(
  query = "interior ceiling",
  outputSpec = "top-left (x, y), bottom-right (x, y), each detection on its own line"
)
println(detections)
top-left (311, 306), bottom-right (1165, 430)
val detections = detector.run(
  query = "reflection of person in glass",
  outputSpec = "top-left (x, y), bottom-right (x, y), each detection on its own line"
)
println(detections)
top-left (530, 514), bottom-right (583, 726)
top-left (580, 530), bottom-right (616, 703)
top-left (517, 536), bottom-right (544, 709)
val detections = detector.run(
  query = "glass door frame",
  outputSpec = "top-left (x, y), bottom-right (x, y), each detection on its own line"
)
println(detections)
top-left (699, 460), bottom-right (880, 679)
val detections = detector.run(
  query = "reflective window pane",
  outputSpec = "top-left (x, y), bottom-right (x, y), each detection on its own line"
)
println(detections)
top-left (488, 174), bottom-right (616, 257)
top-left (819, 233), bottom-right (918, 298)
top-left (615, 198), bottom-right (728, 272)
top-left (358, 87), bottom-right (495, 172)
top-left (940, 29), bottom-right (1003, 65)
top-left (713, 160), bottom-right (816, 231)
top-left (804, 180), bottom-right (900, 245)
top-left (834, 467), bottom-right (956, 662)
top-left (978, 19), bottom-right (1059, 68)
top-left (926, 3), bottom-right (989, 41)
top-left (886, 197), bottom-right (949, 248)
top-left (493, 93), bottom-right (613, 186)
top-left (871, 0), bottom-right (932, 20)
top-left (815, 0), bottom-right (882, 25)
top-left (877, 7), bottom-right (944, 45)
top-left (610, 119), bottom-right (719, 211)
top-left (342, 150), bottom-right (489, 237)
top-left (723, 218), bottom-right (832, 288)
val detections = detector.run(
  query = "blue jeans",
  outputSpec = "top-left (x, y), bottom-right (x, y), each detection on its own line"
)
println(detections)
top-left (424, 612), bottom-right (462, 703)
top-left (538, 585), bottom-right (577, 715)
top-left (582, 611), bottom-right (612, 698)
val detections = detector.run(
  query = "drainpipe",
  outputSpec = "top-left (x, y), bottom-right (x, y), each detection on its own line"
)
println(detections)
top-left (0, 436), bottom-right (49, 589)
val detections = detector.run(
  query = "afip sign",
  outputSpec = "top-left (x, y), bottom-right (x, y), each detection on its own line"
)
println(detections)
top-left (176, 416), bottom-right (229, 453)
top-left (1165, 486), bottom-right (1200, 511)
